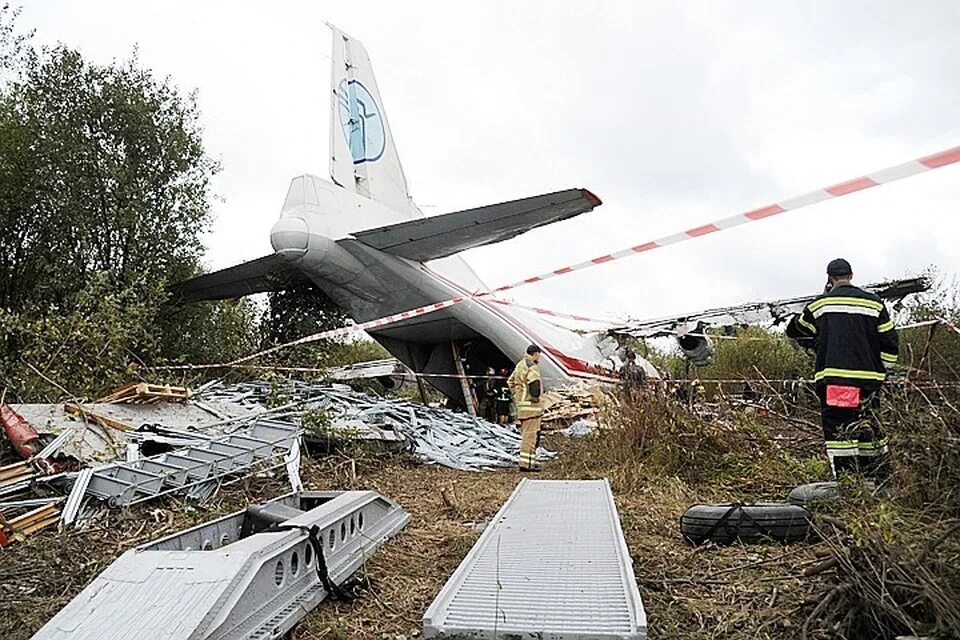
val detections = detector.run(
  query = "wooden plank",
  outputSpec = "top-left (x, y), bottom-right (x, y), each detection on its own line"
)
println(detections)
top-left (64, 403), bottom-right (133, 432)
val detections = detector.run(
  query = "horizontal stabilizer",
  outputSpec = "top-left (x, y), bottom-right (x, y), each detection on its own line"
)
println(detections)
top-left (169, 254), bottom-right (309, 303)
top-left (353, 188), bottom-right (601, 262)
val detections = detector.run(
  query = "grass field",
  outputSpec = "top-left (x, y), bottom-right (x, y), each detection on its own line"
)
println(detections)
top-left (3, 392), bottom-right (958, 639)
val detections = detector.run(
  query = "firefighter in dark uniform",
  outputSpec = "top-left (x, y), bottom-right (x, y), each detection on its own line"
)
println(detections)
top-left (787, 258), bottom-right (899, 481)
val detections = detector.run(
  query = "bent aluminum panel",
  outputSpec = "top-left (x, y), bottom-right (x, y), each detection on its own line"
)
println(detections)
top-left (423, 479), bottom-right (646, 640)
top-left (32, 490), bottom-right (409, 640)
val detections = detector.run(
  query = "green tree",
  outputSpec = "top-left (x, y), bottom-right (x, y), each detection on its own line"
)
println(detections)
top-left (262, 284), bottom-right (348, 346)
top-left (0, 9), bottom-right (258, 399)
top-left (704, 326), bottom-right (812, 383)
top-left (258, 284), bottom-right (386, 369)
top-left (899, 270), bottom-right (960, 382)
top-left (0, 45), bottom-right (217, 311)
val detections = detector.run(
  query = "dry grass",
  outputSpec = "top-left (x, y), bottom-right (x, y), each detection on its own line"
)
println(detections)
top-left (2, 391), bottom-right (958, 640)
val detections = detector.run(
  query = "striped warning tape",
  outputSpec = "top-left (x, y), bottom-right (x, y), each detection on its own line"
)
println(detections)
top-left (488, 146), bottom-right (960, 294)
top-left (157, 145), bottom-right (959, 370)
top-left (158, 297), bottom-right (466, 370)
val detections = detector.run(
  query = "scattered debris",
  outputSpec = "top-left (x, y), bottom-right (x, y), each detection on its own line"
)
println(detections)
top-left (0, 501), bottom-right (61, 547)
top-left (80, 417), bottom-right (300, 507)
top-left (788, 481), bottom-right (841, 505)
top-left (13, 400), bottom-right (260, 463)
top-left (0, 460), bottom-right (36, 497)
top-left (542, 385), bottom-right (606, 425)
top-left (96, 382), bottom-right (191, 404)
top-left (60, 468), bottom-right (92, 526)
top-left (560, 418), bottom-right (595, 437)
top-left (611, 277), bottom-right (930, 339)
top-left (63, 402), bottom-right (132, 432)
top-left (31, 490), bottom-right (410, 640)
top-left (1, 404), bottom-right (40, 458)
top-left (326, 357), bottom-right (405, 381)
top-left (199, 380), bottom-right (552, 471)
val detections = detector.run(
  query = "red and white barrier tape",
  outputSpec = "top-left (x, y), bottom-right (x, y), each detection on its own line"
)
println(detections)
top-left (157, 297), bottom-right (466, 370)
top-left (158, 145), bottom-right (959, 370)
top-left (488, 146), bottom-right (960, 294)
top-left (937, 316), bottom-right (960, 337)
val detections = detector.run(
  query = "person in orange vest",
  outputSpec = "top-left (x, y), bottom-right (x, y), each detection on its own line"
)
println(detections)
top-left (508, 344), bottom-right (544, 472)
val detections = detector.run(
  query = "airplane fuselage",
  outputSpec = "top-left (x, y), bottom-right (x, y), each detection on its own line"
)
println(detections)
top-left (270, 175), bottom-right (623, 404)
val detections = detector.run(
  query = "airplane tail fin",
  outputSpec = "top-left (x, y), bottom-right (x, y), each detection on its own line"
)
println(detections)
top-left (329, 25), bottom-right (416, 214)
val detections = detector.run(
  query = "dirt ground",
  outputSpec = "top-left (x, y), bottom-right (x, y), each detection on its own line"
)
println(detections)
top-left (1, 410), bottom-right (838, 640)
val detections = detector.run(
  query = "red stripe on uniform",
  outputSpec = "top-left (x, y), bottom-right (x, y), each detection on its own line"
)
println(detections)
top-left (919, 146), bottom-right (960, 169)
top-left (591, 255), bottom-right (614, 264)
top-left (631, 242), bottom-right (658, 252)
top-left (685, 223), bottom-right (719, 237)
top-left (825, 176), bottom-right (878, 196)
top-left (744, 204), bottom-right (786, 220)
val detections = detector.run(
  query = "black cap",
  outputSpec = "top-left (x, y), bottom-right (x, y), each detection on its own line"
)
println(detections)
top-left (526, 344), bottom-right (541, 355)
top-left (826, 258), bottom-right (852, 277)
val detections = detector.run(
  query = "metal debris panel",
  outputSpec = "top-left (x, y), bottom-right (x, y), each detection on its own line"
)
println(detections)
top-left (32, 491), bottom-right (410, 640)
top-left (423, 479), bottom-right (646, 639)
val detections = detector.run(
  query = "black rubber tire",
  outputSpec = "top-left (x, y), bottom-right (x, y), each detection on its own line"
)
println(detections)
top-left (788, 481), bottom-right (840, 505)
top-left (680, 503), bottom-right (812, 545)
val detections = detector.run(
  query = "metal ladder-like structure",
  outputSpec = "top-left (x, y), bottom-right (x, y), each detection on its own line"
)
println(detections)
top-left (423, 479), bottom-right (648, 640)
top-left (83, 419), bottom-right (299, 507)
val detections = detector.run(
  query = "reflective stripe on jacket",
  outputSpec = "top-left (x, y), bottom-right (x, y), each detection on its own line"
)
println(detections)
top-left (786, 283), bottom-right (899, 388)
top-left (508, 357), bottom-right (543, 418)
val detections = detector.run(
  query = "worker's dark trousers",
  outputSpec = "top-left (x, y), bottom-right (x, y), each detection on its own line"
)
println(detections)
top-left (817, 385), bottom-right (889, 480)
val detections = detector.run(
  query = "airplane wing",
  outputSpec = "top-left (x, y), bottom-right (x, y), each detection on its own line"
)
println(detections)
top-left (168, 254), bottom-right (310, 303)
top-left (611, 277), bottom-right (929, 338)
top-left (352, 188), bottom-right (601, 262)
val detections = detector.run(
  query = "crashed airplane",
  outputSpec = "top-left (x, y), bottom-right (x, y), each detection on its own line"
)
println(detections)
top-left (173, 26), bottom-right (647, 406)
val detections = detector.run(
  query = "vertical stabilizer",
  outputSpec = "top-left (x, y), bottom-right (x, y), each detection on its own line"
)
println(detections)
top-left (329, 25), bottom-right (415, 214)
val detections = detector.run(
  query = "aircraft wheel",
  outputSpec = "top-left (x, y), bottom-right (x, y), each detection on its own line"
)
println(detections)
top-left (680, 503), bottom-right (812, 545)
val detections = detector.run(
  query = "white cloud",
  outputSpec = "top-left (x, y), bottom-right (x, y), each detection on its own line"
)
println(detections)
top-left (19, 0), bottom-right (960, 324)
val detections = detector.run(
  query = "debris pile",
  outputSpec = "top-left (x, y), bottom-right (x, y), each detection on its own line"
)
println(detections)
top-left (0, 376), bottom-right (548, 545)
top-left (542, 385), bottom-right (606, 425)
top-left (0, 384), bottom-right (297, 542)
top-left (198, 380), bottom-right (549, 471)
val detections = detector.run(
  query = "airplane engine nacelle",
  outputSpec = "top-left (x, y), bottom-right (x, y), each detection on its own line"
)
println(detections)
top-left (676, 332), bottom-right (714, 366)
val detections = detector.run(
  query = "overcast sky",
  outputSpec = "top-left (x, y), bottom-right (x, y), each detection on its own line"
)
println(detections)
top-left (20, 1), bottom-right (960, 324)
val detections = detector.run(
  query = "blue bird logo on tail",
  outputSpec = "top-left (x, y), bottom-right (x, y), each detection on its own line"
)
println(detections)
top-left (337, 79), bottom-right (385, 164)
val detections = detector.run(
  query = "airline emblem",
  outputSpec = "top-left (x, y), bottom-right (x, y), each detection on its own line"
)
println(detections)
top-left (337, 79), bottom-right (385, 164)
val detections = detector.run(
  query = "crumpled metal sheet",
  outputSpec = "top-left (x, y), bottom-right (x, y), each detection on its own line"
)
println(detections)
top-left (611, 277), bottom-right (929, 339)
top-left (12, 402), bottom-right (261, 463)
top-left (198, 381), bottom-right (551, 471)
